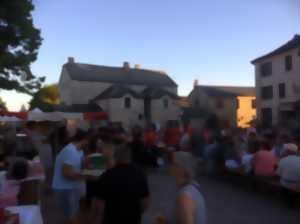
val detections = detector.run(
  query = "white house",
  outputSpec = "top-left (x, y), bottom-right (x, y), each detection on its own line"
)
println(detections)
top-left (252, 34), bottom-right (300, 125)
top-left (58, 58), bottom-right (180, 128)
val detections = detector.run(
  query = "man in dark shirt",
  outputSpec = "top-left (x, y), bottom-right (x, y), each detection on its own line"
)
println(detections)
top-left (95, 144), bottom-right (150, 224)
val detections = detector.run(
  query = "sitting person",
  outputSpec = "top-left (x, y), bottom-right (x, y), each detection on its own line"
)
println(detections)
top-left (241, 140), bottom-right (260, 174)
top-left (252, 141), bottom-right (277, 177)
top-left (277, 144), bottom-right (300, 188)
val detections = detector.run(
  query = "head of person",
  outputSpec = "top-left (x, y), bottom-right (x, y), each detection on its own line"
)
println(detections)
top-left (282, 143), bottom-right (298, 157)
top-left (88, 134), bottom-right (102, 154)
top-left (72, 129), bottom-right (90, 150)
top-left (248, 140), bottom-right (260, 154)
top-left (131, 125), bottom-right (143, 141)
top-left (169, 151), bottom-right (196, 187)
top-left (113, 144), bottom-right (132, 165)
top-left (276, 134), bottom-right (290, 146)
top-left (259, 141), bottom-right (271, 151)
top-left (248, 131), bottom-right (257, 142)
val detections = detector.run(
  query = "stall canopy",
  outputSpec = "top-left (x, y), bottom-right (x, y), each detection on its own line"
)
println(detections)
top-left (0, 105), bottom-right (107, 122)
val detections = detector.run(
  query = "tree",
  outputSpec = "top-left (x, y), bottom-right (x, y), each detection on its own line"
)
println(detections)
top-left (0, 97), bottom-right (7, 111)
top-left (0, 0), bottom-right (45, 95)
top-left (29, 84), bottom-right (60, 111)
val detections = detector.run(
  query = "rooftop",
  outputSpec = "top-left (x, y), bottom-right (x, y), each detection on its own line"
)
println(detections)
top-left (251, 34), bottom-right (300, 64)
top-left (63, 60), bottom-right (177, 87)
top-left (191, 85), bottom-right (255, 97)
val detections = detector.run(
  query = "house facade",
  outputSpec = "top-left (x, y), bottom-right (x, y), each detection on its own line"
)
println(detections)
top-left (58, 58), bottom-right (180, 128)
top-left (252, 34), bottom-right (300, 126)
top-left (188, 85), bottom-right (256, 128)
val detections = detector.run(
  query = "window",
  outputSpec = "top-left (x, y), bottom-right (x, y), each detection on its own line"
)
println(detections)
top-left (261, 86), bottom-right (273, 100)
top-left (260, 62), bottom-right (272, 77)
top-left (278, 83), bottom-right (286, 98)
top-left (215, 99), bottom-right (224, 109)
top-left (285, 55), bottom-right (292, 71)
top-left (163, 99), bottom-right (169, 109)
top-left (251, 99), bottom-right (256, 108)
top-left (261, 108), bottom-right (272, 126)
top-left (124, 97), bottom-right (131, 108)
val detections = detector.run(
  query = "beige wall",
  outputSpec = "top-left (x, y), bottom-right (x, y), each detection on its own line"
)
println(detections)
top-left (255, 47), bottom-right (300, 124)
top-left (237, 96), bottom-right (256, 128)
top-left (189, 89), bottom-right (238, 127)
top-left (104, 95), bottom-right (144, 128)
top-left (58, 68), bottom-right (179, 127)
top-left (151, 96), bottom-right (180, 125)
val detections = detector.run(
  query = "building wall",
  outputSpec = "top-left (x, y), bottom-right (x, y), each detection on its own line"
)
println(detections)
top-left (237, 96), bottom-right (256, 128)
top-left (188, 89), bottom-right (238, 127)
top-left (58, 68), bottom-right (73, 104)
top-left (255, 47), bottom-right (300, 125)
top-left (151, 96), bottom-right (180, 126)
top-left (58, 68), bottom-right (179, 127)
top-left (210, 97), bottom-right (237, 127)
top-left (59, 69), bottom-right (178, 106)
top-left (105, 95), bottom-right (144, 128)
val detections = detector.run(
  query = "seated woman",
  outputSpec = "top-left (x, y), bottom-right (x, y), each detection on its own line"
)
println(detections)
top-left (156, 152), bottom-right (206, 224)
top-left (252, 141), bottom-right (278, 177)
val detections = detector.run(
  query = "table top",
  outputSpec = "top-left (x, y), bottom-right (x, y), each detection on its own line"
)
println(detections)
top-left (6, 205), bottom-right (43, 224)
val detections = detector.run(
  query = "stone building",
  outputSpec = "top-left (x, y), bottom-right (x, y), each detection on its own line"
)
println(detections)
top-left (252, 34), bottom-right (300, 126)
top-left (188, 84), bottom-right (256, 128)
top-left (58, 58), bottom-right (180, 128)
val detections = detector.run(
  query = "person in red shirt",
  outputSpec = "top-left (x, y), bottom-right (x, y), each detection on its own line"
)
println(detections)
top-left (252, 141), bottom-right (278, 177)
top-left (164, 122), bottom-right (181, 149)
top-left (145, 124), bottom-right (158, 147)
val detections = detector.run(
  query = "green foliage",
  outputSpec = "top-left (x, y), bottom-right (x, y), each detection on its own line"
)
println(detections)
top-left (29, 84), bottom-right (60, 111)
top-left (0, 97), bottom-right (7, 111)
top-left (0, 0), bottom-right (45, 95)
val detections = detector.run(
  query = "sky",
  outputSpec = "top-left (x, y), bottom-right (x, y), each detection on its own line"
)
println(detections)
top-left (1, 0), bottom-right (300, 111)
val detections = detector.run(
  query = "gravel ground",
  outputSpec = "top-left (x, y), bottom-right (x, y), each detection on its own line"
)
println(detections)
top-left (42, 168), bottom-right (300, 224)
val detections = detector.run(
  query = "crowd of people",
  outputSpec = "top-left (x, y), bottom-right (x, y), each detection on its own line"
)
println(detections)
top-left (1, 115), bottom-right (300, 224)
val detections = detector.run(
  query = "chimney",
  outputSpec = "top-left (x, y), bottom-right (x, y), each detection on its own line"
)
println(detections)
top-left (135, 64), bottom-right (141, 69)
top-left (193, 79), bottom-right (199, 88)
top-left (68, 57), bottom-right (75, 63)
top-left (123, 61), bottom-right (130, 71)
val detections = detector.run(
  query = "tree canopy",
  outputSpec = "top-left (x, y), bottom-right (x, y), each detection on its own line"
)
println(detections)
top-left (0, 0), bottom-right (45, 95)
top-left (29, 84), bottom-right (60, 111)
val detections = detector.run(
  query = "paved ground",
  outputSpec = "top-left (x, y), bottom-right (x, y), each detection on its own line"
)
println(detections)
top-left (42, 168), bottom-right (300, 224)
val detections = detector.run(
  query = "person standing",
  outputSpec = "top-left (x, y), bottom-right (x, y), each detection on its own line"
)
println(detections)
top-left (94, 144), bottom-right (150, 224)
top-left (156, 151), bottom-right (206, 224)
top-left (52, 129), bottom-right (91, 224)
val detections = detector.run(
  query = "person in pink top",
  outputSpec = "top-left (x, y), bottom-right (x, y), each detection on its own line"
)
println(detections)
top-left (252, 141), bottom-right (278, 177)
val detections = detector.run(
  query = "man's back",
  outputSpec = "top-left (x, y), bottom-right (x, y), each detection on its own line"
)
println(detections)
top-left (95, 164), bottom-right (149, 224)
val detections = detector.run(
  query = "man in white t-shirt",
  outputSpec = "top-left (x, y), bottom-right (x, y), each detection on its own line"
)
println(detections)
top-left (277, 144), bottom-right (300, 188)
top-left (52, 129), bottom-right (91, 222)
